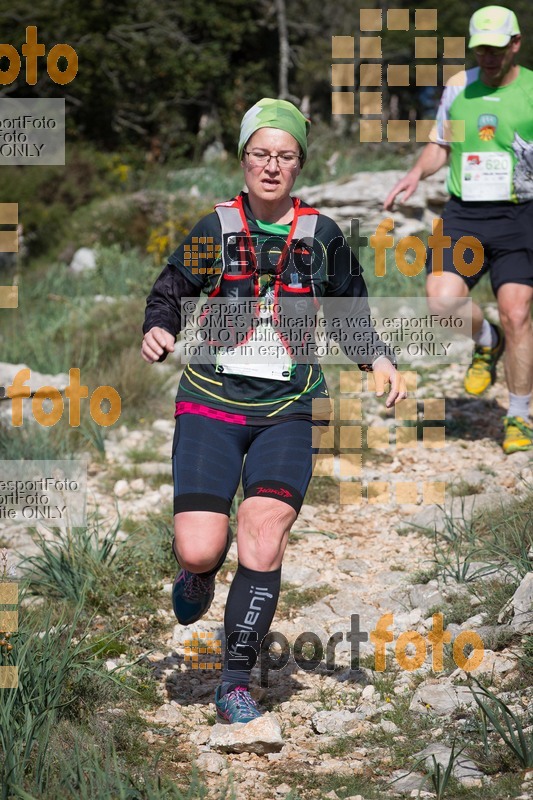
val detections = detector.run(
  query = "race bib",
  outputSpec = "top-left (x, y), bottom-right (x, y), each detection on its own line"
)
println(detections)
top-left (215, 323), bottom-right (292, 381)
top-left (461, 152), bottom-right (512, 201)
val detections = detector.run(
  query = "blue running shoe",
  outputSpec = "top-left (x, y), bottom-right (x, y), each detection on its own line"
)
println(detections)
top-left (172, 526), bottom-right (233, 625)
top-left (215, 685), bottom-right (262, 724)
top-left (172, 569), bottom-right (216, 625)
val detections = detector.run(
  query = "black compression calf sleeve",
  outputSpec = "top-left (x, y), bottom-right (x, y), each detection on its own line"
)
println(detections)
top-left (221, 562), bottom-right (281, 687)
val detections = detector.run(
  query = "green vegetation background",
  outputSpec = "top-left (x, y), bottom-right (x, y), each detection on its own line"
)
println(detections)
top-left (0, 2), bottom-right (532, 798)
top-left (2, 0), bottom-right (533, 155)
top-left (1, 0), bottom-right (533, 259)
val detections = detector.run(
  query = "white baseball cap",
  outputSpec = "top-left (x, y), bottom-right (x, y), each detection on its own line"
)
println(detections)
top-left (469, 5), bottom-right (520, 48)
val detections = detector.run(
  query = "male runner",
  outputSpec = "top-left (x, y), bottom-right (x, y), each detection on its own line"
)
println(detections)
top-left (384, 6), bottom-right (533, 454)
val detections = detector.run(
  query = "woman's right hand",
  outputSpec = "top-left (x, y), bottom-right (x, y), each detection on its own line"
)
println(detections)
top-left (141, 327), bottom-right (175, 363)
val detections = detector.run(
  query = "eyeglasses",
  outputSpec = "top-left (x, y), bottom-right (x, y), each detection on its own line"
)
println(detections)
top-left (472, 45), bottom-right (509, 56)
top-left (472, 37), bottom-right (518, 57)
top-left (244, 150), bottom-right (302, 169)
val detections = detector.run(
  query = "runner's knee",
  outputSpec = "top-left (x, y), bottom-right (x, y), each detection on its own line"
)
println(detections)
top-left (426, 294), bottom-right (472, 325)
top-left (237, 497), bottom-right (296, 547)
top-left (498, 302), bottom-right (532, 332)
top-left (173, 512), bottom-right (229, 572)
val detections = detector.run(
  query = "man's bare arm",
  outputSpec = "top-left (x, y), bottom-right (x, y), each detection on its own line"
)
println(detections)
top-left (383, 142), bottom-right (449, 210)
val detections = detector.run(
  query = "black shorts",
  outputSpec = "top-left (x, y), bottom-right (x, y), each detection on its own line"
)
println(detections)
top-left (171, 413), bottom-right (316, 516)
top-left (426, 196), bottom-right (533, 292)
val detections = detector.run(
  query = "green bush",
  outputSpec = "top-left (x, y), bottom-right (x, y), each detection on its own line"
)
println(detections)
top-left (0, 598), bottom-right (117, 798)
top-left (19, 513), bottom-right (123, 603)
top-left (0, 246), bottom-right (165, 375)
top-left (0, 145), bottom-right (132, 257)
top-left (67, 192), bottom-right (211, 264)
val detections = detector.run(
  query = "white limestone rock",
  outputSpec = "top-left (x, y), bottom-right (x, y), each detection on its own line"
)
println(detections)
top-left (208, 713), bottom-right (284, 754)
top-left (511, 573), bottom-right (533, 633)
top-left (195, 751), bottom-right (226, 774)
top-left (409, 680), bottom-right (476, 715)
top-left (69, 247), bottom-right (96, 273)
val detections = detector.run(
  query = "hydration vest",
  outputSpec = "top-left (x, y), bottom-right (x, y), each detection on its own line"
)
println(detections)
top-left (198, 194), bottom-right (322, 360)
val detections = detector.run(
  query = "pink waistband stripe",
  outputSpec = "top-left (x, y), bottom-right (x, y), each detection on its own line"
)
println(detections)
top-left (175, 401), bottom-right (247, 425)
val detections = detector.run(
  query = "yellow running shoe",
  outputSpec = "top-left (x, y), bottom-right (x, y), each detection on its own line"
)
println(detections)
top-left (464, 325), bottom-right (505, 396)
top-left (503, 416), bottom-right (533, 455)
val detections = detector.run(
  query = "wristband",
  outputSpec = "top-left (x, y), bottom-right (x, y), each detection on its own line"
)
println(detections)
top-left (357, 354), bottom-right (397, 372)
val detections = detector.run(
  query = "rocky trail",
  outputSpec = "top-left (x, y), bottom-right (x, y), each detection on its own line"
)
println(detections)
top-left (17, 352), bottom-right (527, 800)
top-left (160, 362), bottom-right (530, 799)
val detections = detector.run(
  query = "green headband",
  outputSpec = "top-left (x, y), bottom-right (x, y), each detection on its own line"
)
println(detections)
top-left (238, 98), bottom-right (310, 163)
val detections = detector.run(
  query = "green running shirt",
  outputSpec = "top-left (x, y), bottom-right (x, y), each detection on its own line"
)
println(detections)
top-left (431, 66), bottom-right (533, 202)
